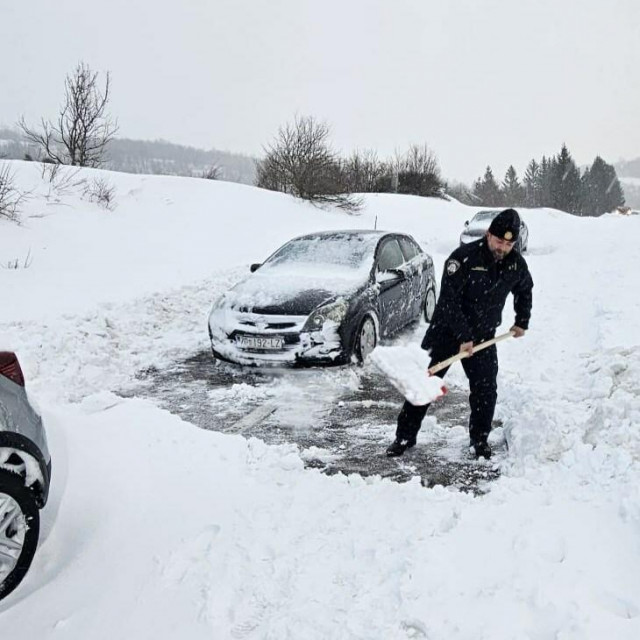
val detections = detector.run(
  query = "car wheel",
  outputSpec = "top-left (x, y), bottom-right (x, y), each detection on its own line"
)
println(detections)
top-left (354, 315), bottom-right (378, 363)
top-left (0, 470), bottom-right (40, 602)
top-left (424, 286), bottom-right (437, 323)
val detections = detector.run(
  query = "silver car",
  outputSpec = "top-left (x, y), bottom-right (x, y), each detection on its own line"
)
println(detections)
top-left (460, 209), bottom-right (529, 252)
top-left (0, 351), bottom-right (51, 601)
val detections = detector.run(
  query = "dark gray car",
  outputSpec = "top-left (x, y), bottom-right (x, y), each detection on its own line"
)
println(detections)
top-left (208, 230), bottom-right (438, 366)
top-left (0, 351), bottom-right (51, 601)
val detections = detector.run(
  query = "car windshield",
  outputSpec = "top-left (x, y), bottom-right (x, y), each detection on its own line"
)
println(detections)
top-left (473, 211), bottom-right (499, 222)
top-left (264, 234), bottom-right (379, 270)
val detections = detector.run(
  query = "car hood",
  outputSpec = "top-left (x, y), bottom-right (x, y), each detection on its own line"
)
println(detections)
top-left (222, 265), bottom-right (367, 315)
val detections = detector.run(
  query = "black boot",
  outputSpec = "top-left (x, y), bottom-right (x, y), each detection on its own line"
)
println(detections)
top-left (473, 441), bottom-right (492, 460)
top-left (386, 437), bottom-right (416, 457)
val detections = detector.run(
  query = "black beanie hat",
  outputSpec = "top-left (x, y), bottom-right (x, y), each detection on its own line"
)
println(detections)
top-left (488, 208), bottom-right (520, 241)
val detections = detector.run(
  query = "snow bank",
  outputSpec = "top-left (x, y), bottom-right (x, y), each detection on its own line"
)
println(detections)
top-left (2, 161), bottom-right (640, 638)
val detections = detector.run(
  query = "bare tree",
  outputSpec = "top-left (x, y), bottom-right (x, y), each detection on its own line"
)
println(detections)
top-left (84, 177), bottom-right (117, 210)
top-left (0, 163), bottom-right (28, 222)
top-left (200, 164), bottom-right (222, 180)
top-left (19, 62), bottom-right (118, 167)
top-left (396, 143), bottom-right (444, 197)
top-left (256, 115), bottom-right (361, 212)
top-left (341, 149), bottom-right (389, 193)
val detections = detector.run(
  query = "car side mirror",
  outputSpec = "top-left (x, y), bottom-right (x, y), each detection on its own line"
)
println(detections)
top-left (464, 220), bottom-right (469, 226)
top-left (250, 263), bottom-right (262, 272)
top-left (375, 268), bottom-right (406, 284)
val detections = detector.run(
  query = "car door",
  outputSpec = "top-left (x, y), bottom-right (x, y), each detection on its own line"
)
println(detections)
top-left (374, 237), bottom-right (411, 336)
top-left (398, 235), bottom-right (425, 320)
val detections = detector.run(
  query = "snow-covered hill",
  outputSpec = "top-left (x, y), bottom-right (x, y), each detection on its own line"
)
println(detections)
top-left (1, 160), bottom-right (640, 638)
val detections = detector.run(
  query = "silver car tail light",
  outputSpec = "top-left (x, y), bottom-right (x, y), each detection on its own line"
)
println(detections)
top-left (0, 352), bottom-right (25, 387)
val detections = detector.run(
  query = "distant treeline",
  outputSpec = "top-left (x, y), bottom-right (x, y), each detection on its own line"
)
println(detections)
top-left (448, 144), bottom-right (626, 217)
top-left (105, 138), bottom-right (256, 184)
top-left (1, 123), bottom-right (634, 216)
top-left (616, 157), bottom-right (640, 178)
top-left (4, 60), bottom-right (631, 216)
top-left (255, 117), bottom-right (628, 217)
top-left (0, 128), bottom-right (257, 185)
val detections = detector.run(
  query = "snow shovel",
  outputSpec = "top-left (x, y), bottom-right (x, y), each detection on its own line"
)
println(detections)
top-left (369, 331), bottom-right (515, 406)
top-left (428, 330), bottom-right (515, 375)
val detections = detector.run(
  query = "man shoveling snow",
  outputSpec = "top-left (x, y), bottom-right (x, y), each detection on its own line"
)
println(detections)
top-left (384, 208), bottom-right (534, 460)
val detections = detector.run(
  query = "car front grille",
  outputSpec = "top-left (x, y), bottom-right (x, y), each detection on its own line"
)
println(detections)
top-left (238, 319), bottom-right (298, 330)
top-left (229, 312), bottom-right (308, 353)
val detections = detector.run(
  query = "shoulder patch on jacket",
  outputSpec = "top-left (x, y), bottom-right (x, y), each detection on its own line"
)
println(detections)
top-left (446, 259), bottom-right (461, 275)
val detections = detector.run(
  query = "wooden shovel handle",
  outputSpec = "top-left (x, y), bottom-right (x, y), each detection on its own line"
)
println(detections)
top-left (428, 331), bottom-right (515, 375)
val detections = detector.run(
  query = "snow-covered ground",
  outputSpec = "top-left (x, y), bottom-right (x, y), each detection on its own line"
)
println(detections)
top-left (1, 160), bottom-right (640, 638)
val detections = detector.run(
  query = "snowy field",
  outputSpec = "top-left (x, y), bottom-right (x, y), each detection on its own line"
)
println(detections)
top-left (1, 160), bottom-right (640, 639)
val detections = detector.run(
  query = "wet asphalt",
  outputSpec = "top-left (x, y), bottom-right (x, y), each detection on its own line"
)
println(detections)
top-left (126, 340), bottom-right (505, 494)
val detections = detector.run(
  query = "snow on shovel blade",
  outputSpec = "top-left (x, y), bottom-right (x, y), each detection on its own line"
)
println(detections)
top-left (369, 344), bottom-right (446, 406)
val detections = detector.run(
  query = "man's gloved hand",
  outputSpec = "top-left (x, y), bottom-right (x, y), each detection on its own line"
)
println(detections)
top-left (510, 325), bottom-right (526, 338)
top-left (459, 341), bottom-right (474, 356)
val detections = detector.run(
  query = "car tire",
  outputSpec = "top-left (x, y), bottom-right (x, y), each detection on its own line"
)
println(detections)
top-left (423, 286), bottom-right (437, 323)
top-left (354, 314), bottom-right (378, 363)
top-left (0, 469), bottom-right (40, 602)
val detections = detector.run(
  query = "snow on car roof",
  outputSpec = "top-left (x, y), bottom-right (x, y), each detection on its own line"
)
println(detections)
top-left (264, 231), bottom-right (386, 271)
top-left (289, 229), bottom-right (389, 241)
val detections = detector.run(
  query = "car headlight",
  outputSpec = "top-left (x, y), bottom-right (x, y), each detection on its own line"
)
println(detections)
top-left (302, 298), bottom-right (348, 332)
top-left (208, 294), bottom-right (234, 338)
top-left (209, 293), bottom-right (230, 314)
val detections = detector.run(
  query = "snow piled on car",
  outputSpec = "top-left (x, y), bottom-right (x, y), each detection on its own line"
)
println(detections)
top-left (220, 263), bottom-right (367, 309)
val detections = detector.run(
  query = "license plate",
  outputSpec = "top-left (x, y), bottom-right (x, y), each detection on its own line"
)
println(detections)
top-left (236, 335), bottom-right (284, 350)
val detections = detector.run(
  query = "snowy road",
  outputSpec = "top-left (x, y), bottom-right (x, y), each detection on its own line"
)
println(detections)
top-left (128, 349), bottom-right (503, 493)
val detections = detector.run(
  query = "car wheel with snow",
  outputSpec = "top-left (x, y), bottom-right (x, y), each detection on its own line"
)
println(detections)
top-left (0, 470), bottom-right (40, 602)
top-left (424, 286), bottom-right (436, 323)
top-left (354, 314), bottom-right (378, 363)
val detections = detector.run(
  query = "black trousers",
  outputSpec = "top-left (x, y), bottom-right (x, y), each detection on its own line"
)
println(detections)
top-left (395, 335), bottom-right (498, 445)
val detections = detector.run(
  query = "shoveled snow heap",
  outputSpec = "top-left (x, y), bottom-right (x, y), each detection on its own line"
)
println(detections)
top-left (369, 343), bottom-right (446, 405)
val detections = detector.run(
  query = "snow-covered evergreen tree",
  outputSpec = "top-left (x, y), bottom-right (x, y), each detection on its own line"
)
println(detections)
top-left (523, 159), bottom-right (541, 207)
top-left (551, 144), bottom-right (582, 214)
top-left (473, 166), bottom-right (502, 206)
top-left (501, 165), bottom-right (524, 206)
top-left (580, 155), bottom-right (625, 216)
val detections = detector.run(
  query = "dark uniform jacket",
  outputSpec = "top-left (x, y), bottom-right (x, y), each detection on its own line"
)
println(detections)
top-left (423, 238), bottom-right (533, 349)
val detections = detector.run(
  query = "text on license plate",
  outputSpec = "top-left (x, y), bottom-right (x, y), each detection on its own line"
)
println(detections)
top-left (236, 335), bottom-right (284, 350)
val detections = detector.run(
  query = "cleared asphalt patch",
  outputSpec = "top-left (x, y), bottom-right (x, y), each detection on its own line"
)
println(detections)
top-left (128, 350), bottom-right (505, 494)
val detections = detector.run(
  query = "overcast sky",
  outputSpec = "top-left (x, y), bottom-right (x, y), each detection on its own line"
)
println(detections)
top-left (1, 0), bottom-right (638, 183)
